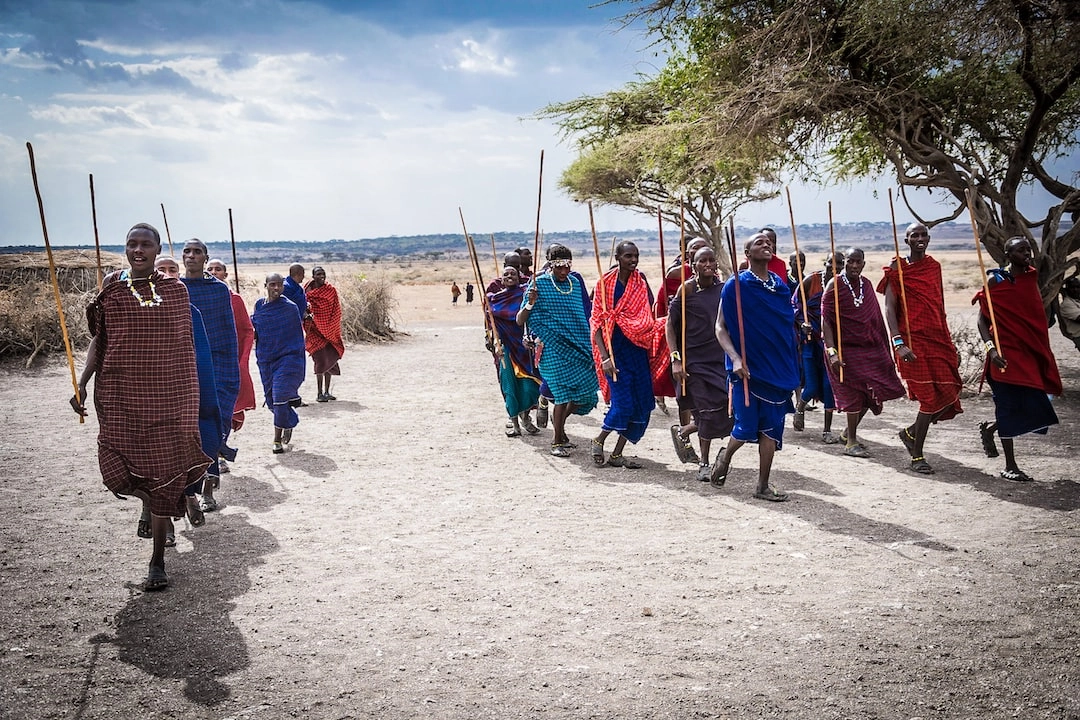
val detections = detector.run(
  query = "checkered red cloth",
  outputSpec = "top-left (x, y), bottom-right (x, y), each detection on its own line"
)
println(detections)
top-left (230, 291), bottom-right (256, 429)
top-left (303, 282), bottom-right (345, 361)
top-left (90, 272), bottom-right (211, 517)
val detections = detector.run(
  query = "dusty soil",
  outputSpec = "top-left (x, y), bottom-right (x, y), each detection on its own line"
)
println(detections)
top-left (1, 269), bottom-right (1079, 720)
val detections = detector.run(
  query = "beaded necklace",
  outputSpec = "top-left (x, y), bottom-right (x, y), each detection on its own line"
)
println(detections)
top-left (751, 270), bottom-right (778, 293)
top-left (126, 274), bottom-right (163, 307)
top-left (551, 274), bottom-right (574, 295)
top-left (841, 273), bottom-right (865, 307)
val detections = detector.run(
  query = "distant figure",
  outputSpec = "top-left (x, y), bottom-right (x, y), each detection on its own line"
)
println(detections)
top-left (451, 281), bottom-right (461, 306)
top-left (1058, 276), bottom-right (1080, 351)
top-left (283, 264), bottom-right (308, 319)
top-left (303, 266), bottom-right (344, 402)
top-left (465, 282), bottom-right (475, 305)
top-left (252, 273), bottom-right (306, 454)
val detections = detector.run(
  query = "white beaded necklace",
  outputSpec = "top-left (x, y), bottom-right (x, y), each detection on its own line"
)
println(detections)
top-left (841, 273), bottom-right (865, 307)
top-left (752, 270), bottom-right (778, 293)
top-left (126, 275), bottom-right (163, 307)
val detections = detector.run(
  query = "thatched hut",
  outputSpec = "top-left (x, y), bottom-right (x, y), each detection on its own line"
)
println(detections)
top-left (0, 249), bottom-right (125, 293)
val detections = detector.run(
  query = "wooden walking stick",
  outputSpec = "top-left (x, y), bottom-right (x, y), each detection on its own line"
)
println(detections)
top-left (965, 188), bottom-right (1004, 370)
top-left (160, 202), bottom-right (174, 257)
top-left (887, 188), bottom-right (913, 354)
top-left (827, 202), bottom-right (844, 383)
top-left (533, 149), bottom-right (544, 278)
top-left (490, 232), bottom-right (500, 278)
top-left (26, 142), bottom-right (83, 424)
top-left (588, 201), bottom-right (616, 371)
top-left (228, 208), bottom-right (241, 293)
top-left (678, 204), bottom-right (688, 392)
top-left (727, 217), bottom-right (750, 406)
top-left (785, 187), bottom-right (809, 325)
top-left (656, 207), bottom-right (666, 319)
top-left (459, 208), bottom-right (497, 354)
top-left (89, 173), bottom-right (103, 292)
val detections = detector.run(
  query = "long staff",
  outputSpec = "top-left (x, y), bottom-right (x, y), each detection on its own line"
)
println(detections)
top-left (965, 188), bottom-right (1004, 370)
top-left (89, 173), bottom-right (102, 292)
top-left (228, 208), bottom-right (241, 293)
top-left (784, 187), bottom-right (808, 323)
top-left (533, 150), bottom-right (544, 278)
top-left (656, 208), bottom-right (666, 319)
top-left (678, 204), bottom-right (687, 392)
top-left (588, 201), bottom-right (615, 369)
top-left (26, 142), bottom-right (82, 424)
top-left (459, 208), bottom-right (497, 352)
top-left (160, 203), bottom-right (174, 257)
top-left (608, 234), bottom-right (617, 269)
top-left (827, 202), bottom-right (844, 383)
top-left (490, 232), bottom-right (500, 278)
top-left (726, 218), bottom-right (749, 406)
top-left (887, 188), bottom-right (913, 353)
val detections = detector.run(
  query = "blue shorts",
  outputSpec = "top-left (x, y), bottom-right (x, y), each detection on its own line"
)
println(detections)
top-left (730, 381), bottom-right (794, 448)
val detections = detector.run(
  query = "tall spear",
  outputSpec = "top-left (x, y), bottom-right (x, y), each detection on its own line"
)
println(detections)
top-left (89, 173), bottom-right (103, 292)
top-left (965, 188), bottom-right (1004, 370)
top-left (827, 202), bottom-right (844, 383)
top-left (656, 207), bottom-right (666, 319)
top-left (459, 208), bottom-right (497, 355)
top-left (727, 216), bottom-right (749, 406)
top-left (678, 204), bottom-right (687, 392)
top-left (533, 150), bottom-right (543, 278)
top-left (490, 232), bottom-right (500, 278)
top-left (588, 201), bottom-right (615, 372)
top-left (784, 187), bottom-right (808, 324)
top-left (228, 208), bottom-right (241, 293)
top-left (160, 203), bottom-right (174, 257)
top-left (26, 142), bottom-right (82, 424)
top-left (887, 188), bottom-right (914, 354)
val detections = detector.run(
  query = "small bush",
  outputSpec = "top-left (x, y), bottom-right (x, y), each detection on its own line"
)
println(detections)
top-left (338, 274), bottom-right (397, 343)
top-left (953, 325), bottom-right (988, 396)
top-left (0, 281), bottom-right (93, 366)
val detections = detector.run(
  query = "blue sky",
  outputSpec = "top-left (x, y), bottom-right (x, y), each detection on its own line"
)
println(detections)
top-left (0, 0), bottom-right (1075, 247)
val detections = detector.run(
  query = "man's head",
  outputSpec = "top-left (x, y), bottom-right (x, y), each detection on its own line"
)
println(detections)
top-left (125, 223), bottom-right (162, 278)
top-left (692, 246), bottom-right (717, 281)
top-left (744, 232), bottom-right (773, 263)
top-left (206, 258), bottom-right (228, 282)
top-left (843, 247), bottom-right (865, 278)
top-left (501, 265), bottom-right (521, 288)
top-left (265, 272), bottom-right (285, 301)
top-left (288, 263), bottom-right (305, 282)
top-left (760, 227), bottom-right (778, 253)
top-left (686, 238), bottom-right (709, 260)
top-left (515, 247), bottom-right (533, 272)
top-left (1003, 236), bottom-right (1033, 268)
top-left (182, 238), bottom-right (208, 277)
top-left (502, 252), bottom-right (522, 272)
top-left (614, 241), bottom-right (639, 274)
top-left (1063, 276), bottom-right (1080, 298)
top-left (547, 244), bottom-right (573, 281)
top-left (790, 251), bottom-right (806, 275)
top-left (154, 256), bottom-right (180, 279)
top-left (905, 223), bottom-right (930, 255)
top-left (310, 266), bottom-right (327, 287)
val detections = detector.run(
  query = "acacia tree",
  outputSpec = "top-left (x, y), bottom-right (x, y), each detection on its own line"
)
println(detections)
top-left (539, 77), bottom-right (784, 276)
top-left (619, 0), bottom-right (1080, 307)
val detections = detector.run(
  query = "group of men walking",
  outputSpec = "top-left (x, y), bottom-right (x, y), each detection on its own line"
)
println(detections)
top-left (480, 223), bottom-right (1065, 504)
top-left (70, 223), bottom-right (345, 591)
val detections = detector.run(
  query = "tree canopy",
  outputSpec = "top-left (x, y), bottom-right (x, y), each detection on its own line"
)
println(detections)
top-left (608, 0), bottom-right (1080, 304)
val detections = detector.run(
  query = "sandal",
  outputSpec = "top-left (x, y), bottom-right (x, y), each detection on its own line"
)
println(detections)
top-left (685, 444), bottom-right (700, 464)
top-left (199, 496), bottom-right (218, 512)
top-left (821, 430), bottom-right (841, 445)
top-left (164, 532), bottom-right (176, 548)
top-left (670, 424), bottom-right (693, 463)
top-left (282, 428), bottom-right (293, 444)
top-left (505, 426), bottom-right (522, 438)
top-left (899, 428), bottom-right (916, 455)
top-left (272, 442), bottom-right (284, 454)
top-left (1000, 468), bottom-right (1033, 482)
top-left (144, 563), bottom-right (168, 591)
top-left (792, 410), bottom-right (805, 431)
top-left (186, 495), bottom-right (205, 527)
top-left (137, 507), bottom-right (152, 539)
top-left (843, 444), bottom-right (871, 458)
top-left (521, 415), bottom-right (540, 435)
top-left (753, 487), bottom-right (789, 503)
top-left (606, 453), bottom-right (642, 469)
top-left (550, 443), bottom-right (571, 458)
top-left (709, 460), bottom-right (729, 487)
top-left (591, 439), bottom-right (606, 466)
top-left (910, 456), bottom-right (934, 475)
top-left (979, 421), bottom-right (999, 458)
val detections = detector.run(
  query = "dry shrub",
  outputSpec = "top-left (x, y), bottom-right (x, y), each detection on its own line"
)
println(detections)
top-left (953, 325), bottom-right (988, 396)
top-left (0, 281), bottom-right (94, 366)
top-left (337, 274), bottom-right (397, 343)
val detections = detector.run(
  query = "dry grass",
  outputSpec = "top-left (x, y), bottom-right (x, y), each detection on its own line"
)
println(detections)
top-left (0, 281), bottom-right (93, 366)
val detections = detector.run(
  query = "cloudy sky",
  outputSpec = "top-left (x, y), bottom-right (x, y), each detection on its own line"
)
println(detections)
top-left (1, 0), bottom-right (1074, 248)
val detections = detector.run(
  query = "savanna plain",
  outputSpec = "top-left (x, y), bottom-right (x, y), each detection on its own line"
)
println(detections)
top-left (1, 251), bottom-right (1078, 719)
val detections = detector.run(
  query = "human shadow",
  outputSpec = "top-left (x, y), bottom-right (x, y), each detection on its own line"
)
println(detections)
top-left (303, 399), bottom-right (365, 415)
top-left (218, 472), bottom-right (288, 514)
top-left (273, 448), bottom-right (339, 478)
top-left (90, 513), bottom-right (278, 706)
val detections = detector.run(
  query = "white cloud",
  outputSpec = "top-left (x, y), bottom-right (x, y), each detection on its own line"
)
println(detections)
top-left (451, 38), bottom-right (515, 76)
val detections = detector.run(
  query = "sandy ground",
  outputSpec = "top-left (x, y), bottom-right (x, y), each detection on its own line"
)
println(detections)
top-left (1, 275), bottom-right (1079, 720)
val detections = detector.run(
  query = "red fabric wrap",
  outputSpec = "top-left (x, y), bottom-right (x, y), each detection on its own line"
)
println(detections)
top-left (231, 291), bottom-right (256, 429)
top-left (303, 282), bottom-right (345, 360)
top-left (590, 268), bottom-right (670, 402)
top-left (972, 267), bottom-right (1062, 395)
top-left (876, 256), bottom-right (962, 418)
top-left (91, 272), bottom-right (211, 517)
